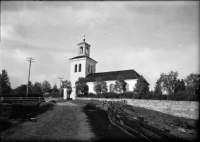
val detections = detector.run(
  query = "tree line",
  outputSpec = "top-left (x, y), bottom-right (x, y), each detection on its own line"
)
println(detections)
top-left (0, 69), bottom-right (72, 97)
top-left (0, 69), bottom-right (199, 100)
top-left (75, 71), bottom-right (199, 101)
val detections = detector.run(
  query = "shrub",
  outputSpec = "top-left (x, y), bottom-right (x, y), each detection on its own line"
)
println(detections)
top-left (1, 93), bottom-right (44, 97)
top-left (167, 91), bottom-right (198, 101)
top-left (77, 90), bottom-right (198, 101)
top-left (78, 92), bottom-right (135, 98)
top-left (45, 92), bottom-right (60, 98)
top-left (152, 93), bottom-right (167, 100)
top-left (84, 102), bottom-right (96, 109)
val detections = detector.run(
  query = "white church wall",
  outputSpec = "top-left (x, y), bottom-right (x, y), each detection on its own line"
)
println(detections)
top-left (86, 58), bottom-right (97, 76)
top-left (125, 79), bottom-right (138, 91)
top-left (87, 79), bottom-right (138, 94)
top-left (87, 82), bottom-right (95, 93)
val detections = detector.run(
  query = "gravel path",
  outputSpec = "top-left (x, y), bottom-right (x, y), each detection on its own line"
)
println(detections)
top-left (1, 102), bottom-right (95, 141)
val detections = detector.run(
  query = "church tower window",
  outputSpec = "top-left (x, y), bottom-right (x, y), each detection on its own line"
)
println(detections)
top-left (86, 47), bottom-right (89, 55)
top-left (91, 66), bottom-right (93, 73)
top-left (75, 64), bottom-right (77, 72)
top-left (79, 64), bottom-right (81, 72)
top-left (80, 47), bottom-right (83, 54)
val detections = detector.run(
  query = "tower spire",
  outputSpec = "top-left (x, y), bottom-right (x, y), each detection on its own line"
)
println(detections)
top-left (83, 35), bottom-right (85, 42)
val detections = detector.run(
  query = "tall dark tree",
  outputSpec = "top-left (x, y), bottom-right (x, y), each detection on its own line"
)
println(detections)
top-left (114, 75), bottom-right (126, 93)
top-left (174, 79), bottom-right (185, 94)
top-left (27, 81), bottom-right (34, 94)
top-left (157, 71), bottom-right (178, 95)
top-left (93, 77), bottom-right (108, 94)
top-left (42, 80), bottom-right (51, 93)
top-left (154, 78), bottom-right (162, 95)
top-left (196, 74), bottom-right (200, 95)
top-left (0, 69), bottom-right (11, 95)
top-left (52, 84), bottom-right (59, 93)
top-left (13, 84), bottom-right (27, 96)
top-left (184, 73), bottom-right (199, 95)
top-left (33, 82), bottom-right (43, 94)
top-left (134, 75), bottom-right (149, 98)
top-left (75, 77), bottom-right (88, 96)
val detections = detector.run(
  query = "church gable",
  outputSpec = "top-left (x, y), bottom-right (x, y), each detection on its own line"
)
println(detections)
top-left (85, 69), bottom-right (140, 82)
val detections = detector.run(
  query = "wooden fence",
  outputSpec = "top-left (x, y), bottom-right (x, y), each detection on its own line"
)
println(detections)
top-left (0, 97), bottom-right (46, 118)
top-left (0, 97), bottom-right (45, 104)
top-left (103, 100), bottom-right (181, 141)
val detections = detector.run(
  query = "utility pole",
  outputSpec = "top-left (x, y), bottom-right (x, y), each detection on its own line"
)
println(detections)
top-left (58, 77), bottom-right (64, 98)
top-left (26, 57), bottom-right (35, 97)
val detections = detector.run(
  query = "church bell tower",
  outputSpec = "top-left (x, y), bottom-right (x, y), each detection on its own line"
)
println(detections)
top-left (69, 38), bottom-right (98, 100)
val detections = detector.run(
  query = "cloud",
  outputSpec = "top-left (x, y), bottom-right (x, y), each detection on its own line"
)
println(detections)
top-left (1, 1), bottom-right (199, 90)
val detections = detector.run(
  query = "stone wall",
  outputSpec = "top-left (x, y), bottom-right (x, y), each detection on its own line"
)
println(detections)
top-left (77, 98), bottom-right (199, 120)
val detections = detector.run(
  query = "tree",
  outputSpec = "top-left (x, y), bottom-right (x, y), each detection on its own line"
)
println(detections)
top-left (134, 75), bottom-right (149, 98)
top-left (0, 74), bottom-right (2, 95)
top-left (27, 81), bottom-right (34, 94)
top-left (93, 77), bottom-right (108, 94)
top-left (0, 69), bottom-right (11, 95)
top-left (62, 80), bottom-right (73, 95)
top-left (154, 78), bottom-right (162, 95)
top-left (184, 73), bottom-right (199, 95)
top-left (174, 79), bottom-right (185, 94)
top-left (52, 84), bottom-right (59, 93)
top-left (75, 77), bottom-right (88, 96)
top-left (13, 84), bottom-right (27, 96)
top-left (33, 82), bottom-right (43, 94)
top-left (42, 80), bottom-right (51, 93)
top-left (114, 75), bottom-right (126, 93)
top-left (157, 71), bottom-right (178, 95)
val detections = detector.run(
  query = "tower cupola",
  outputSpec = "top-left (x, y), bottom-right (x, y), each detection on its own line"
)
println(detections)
top-left (77, 38), bottom-right (90, 57)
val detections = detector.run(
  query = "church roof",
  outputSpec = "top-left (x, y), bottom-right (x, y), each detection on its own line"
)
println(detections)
top-left (69, 55), bottom-right (98, 63)
top-left (77, 42), bottom-right (90, 46)
top-left (85, 69), bottom-right (145, 83)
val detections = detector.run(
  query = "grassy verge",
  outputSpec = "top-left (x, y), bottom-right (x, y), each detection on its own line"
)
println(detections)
top-left (0, 102), bottom-right (55, 132)
top-left (83, 102), bottom-right (134, 142)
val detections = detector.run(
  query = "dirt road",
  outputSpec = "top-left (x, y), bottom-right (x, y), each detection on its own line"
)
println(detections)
top-left (1, 102), bottom-right (95, 141)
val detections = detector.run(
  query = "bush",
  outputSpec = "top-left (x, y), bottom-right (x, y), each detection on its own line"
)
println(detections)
top-left (45, 92), bottom-right (60, 98)
top-left (167, 91), bottom-right (198, 101)
top-left (77, 91), bottom-right (198, 101)
top-left (78, 92), bottom-right (135, 98)
top-left (84, 102), bottom-right (96, 109)
top-left (1, 93), bottom-right (44, 97)
top-left (151, 93), bottom-right (167, 100)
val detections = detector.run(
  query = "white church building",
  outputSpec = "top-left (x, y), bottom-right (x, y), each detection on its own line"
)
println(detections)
top-left (69, 38), bottom-right (147, 100)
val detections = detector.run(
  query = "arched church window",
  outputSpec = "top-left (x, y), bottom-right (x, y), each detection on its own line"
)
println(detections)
top-left (79, 64), bottom-right (81, 72)
top-left (125, 83), bottom-right (129, 92)
top-left (91, 66), bottom-right (92, 73)
top-left (75, 64), bottom-right (77, 72)
top-left (109, 84), bottom-right (115, 92)
top-left (86, 47), bottom-right (88, 55)
top-left (80, 47), bottom-right (83, 54)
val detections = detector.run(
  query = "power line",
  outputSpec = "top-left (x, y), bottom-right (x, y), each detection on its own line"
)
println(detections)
top-left (58, 77), bottom-right (64, 98)
top-left (26, 57), bottom-right (35, 97)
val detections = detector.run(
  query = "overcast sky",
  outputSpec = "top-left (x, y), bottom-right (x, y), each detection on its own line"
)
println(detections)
top-left (0, 1), bottom-right (199, 90)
